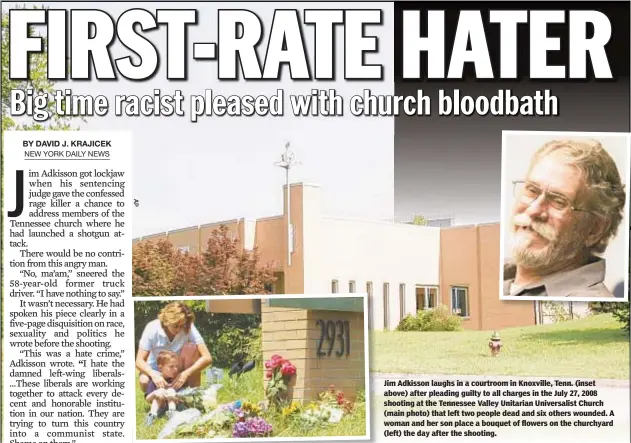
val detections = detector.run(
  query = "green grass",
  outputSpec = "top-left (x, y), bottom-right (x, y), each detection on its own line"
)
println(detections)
top-left (267, 401), bottom-right (366, 439)
top-left (370, 313), bottom-right (629, 379)
top-left (135, 368), bottom-right (366, 439)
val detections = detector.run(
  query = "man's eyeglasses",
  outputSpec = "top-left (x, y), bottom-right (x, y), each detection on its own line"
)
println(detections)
top-left (512, 180), bottom-right (590, 214)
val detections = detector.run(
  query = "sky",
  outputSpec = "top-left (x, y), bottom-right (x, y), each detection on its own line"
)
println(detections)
top-left (9, 1), bottom-right (395, 238)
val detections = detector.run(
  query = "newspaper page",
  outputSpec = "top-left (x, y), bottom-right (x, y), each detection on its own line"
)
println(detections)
top-left (1, 2), bottom-right (630, 443)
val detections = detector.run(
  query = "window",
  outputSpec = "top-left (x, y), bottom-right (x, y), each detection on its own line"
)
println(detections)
top-left (366, 282), bottom-right (373, 330)
top-left (399, 284), bottom-right (406, 319)
top-left (383, 283), bottom-right (390, 330)
top-left (178, 246), bottom-right (190, 253)
top-left (451, 286), bottom-right (469, 317)
top-left (349, 281), bottom-right (356, 293)
top-left (331, 280), bottom-right (339, 293)
top-left (416, 286), bottom-right (439, 311)
top-left (289, 224), bottom-right (295, 253)
top-left (264, 283), bottom-right (274, 293)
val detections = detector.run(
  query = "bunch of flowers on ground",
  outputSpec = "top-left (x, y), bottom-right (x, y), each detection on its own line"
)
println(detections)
top-left (319, 384), bottom-right (355, 414)
top-left (173, 400), bottom-right (273, 439)
top-left (228, 401), bottom-right (273, 438)
top-left (264, 354), bottom-right (297, 406)
top-left (176, 384), bottom-right (222, 413)
top-left (291, 385), bottom-right (355, 429)
top-left (232, 416), bottom-right (273, 438)
top-left (281, 401), bottom-right (303, 418)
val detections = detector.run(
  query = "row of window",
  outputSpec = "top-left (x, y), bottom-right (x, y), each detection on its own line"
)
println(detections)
top-left (331, 279), bottom-right (470, 329)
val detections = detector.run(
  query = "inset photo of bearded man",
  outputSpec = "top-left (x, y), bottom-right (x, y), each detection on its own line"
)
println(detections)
top-left (500, 131), bottom-right (630, 301)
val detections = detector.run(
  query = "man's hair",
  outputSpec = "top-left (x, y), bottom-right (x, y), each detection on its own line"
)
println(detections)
top-left (530, 139), bottom-right (626, 254)
top-left (158, 302), bottom-right (195, 333)
top-left (156, 350), bottom-right (179, 367)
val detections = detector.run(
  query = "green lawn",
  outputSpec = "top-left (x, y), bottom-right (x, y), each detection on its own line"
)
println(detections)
top-left (370, 313), bottom-right (629, 379)
top-left (135, 368), bottom-right (366, 439)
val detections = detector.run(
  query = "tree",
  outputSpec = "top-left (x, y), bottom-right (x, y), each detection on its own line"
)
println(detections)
top-left (589, 247), bottom-right (630, 331)
top-left (132, 239), bottom-right (200, 296)
top-left (132, 225), bottom-right (276, 296)
top-left (197, 225), bottom-right (276, 295)
top-left (2, 8), bottom-right (79, 132)
top-left (612, 303), bottom-right (630, 331)
top-left (412, 215), bottom-right (429, 226)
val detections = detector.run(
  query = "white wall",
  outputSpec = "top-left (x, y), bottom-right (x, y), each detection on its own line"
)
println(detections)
top-left (301, 185), bottom-right (441, 330)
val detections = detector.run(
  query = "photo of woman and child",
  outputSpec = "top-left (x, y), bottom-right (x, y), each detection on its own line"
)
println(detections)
top-left (134, 297), bottom-right (368, 440)
top-left (135, 302), bottom-right (213, 425)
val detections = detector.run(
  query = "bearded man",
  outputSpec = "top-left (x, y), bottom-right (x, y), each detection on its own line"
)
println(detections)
top-left (503, 139), bottom-right (626, 298)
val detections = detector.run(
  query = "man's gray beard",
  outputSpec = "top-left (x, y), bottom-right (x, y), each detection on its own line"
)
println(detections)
top-left (510, 228), bottom-right (579, 273)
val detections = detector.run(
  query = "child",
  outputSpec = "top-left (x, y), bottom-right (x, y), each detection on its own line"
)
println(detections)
top-left (145, 350), bottom-right (187, 425)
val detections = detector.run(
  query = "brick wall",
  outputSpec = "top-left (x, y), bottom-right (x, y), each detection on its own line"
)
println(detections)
top-left (440, 224), bottom-right (536, 330)
top-left (261, 305), bottom-right (366, 403)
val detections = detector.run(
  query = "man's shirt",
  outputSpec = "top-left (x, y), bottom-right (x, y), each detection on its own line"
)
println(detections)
top-left (503, 257), bottom-right (613, 298)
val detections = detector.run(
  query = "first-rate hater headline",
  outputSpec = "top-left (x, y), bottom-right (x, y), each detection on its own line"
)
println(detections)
top-left (7, 7), bottom-right (618, 120)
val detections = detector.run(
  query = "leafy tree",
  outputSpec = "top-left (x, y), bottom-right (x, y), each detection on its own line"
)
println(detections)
top-left (197, 225), bottom-right (276, 295)
top-left (2, 8), bottom-right (79, 132)
top-left (589, 242), bottom-right (630, 331)
top-left (132, 239), bottom-right (200, 296)
top-left (412, 215), bottom-right (428, 226)
top-left (132, 225), bottom-right (276, 296)
top-left (611, 303), bottom-right (630, 331)
top-left (592, 300), bottom-right (630, 331)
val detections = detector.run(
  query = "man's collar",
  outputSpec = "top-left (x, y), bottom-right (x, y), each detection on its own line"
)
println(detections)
top-left (504, 257), bottom-right (606, 297)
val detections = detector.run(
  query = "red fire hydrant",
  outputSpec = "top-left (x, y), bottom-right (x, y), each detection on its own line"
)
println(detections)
top-left (489, 331), bottom-right (502, 356)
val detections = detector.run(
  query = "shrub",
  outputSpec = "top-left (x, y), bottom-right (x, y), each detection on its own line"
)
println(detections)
top-left (211, 326), bottom-right (262, 368)
top-left (244, 327), bottom-right (263, 364)
top-left (611, 303), bottom-right (630, 331)
top-left (589, 301), bottom-right (629, 331)
top-left (397, 314), bottom-right (421, 331)
top-left (588, 301), bottom-right (620, 314)
top-left (396, 305), bottom-right (462, 331)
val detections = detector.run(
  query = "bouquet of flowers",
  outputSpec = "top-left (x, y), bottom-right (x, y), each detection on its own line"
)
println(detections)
top-left (282, 401), bottom-right (302, 418)
top-left (232, 417), bottom-right (273, 438)
top-left (173, 408), bottom-right (234, 439)
top-left (319, 384), bottom-right (354, 414)
top-left (264, 355), bottom-right (296, 406)
top-left (174, 399), bottom-right (271, 439)
top-left (297, 405), bottom-right (331, 426)
top-left (176, 384), bottom-right (223, 413)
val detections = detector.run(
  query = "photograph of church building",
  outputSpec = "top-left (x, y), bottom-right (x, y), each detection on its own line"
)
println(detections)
top-left (132, 182), bottom-right (561, 331)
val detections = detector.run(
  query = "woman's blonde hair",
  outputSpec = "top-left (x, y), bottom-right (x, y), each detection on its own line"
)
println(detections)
top-left (158, 302), bottom-right (195, 333)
